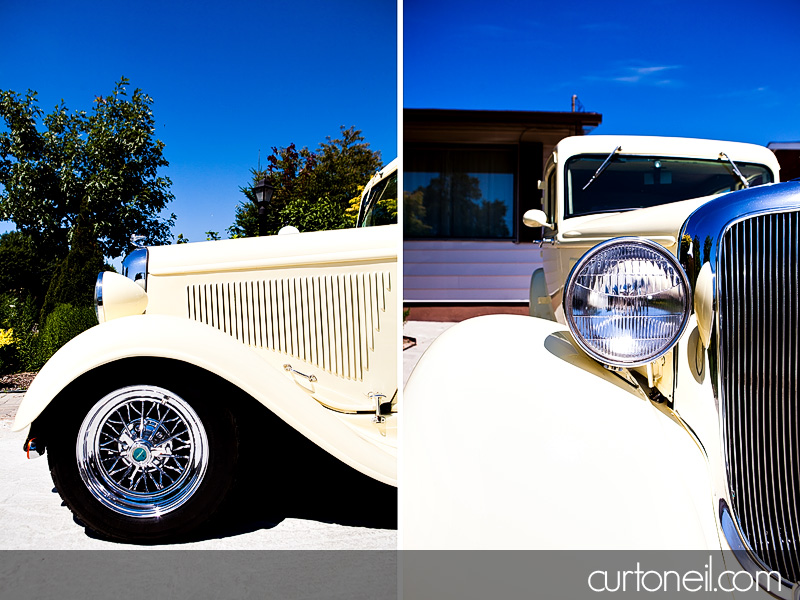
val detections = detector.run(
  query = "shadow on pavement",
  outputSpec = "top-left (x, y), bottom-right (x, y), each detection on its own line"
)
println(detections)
top-left (214, 416), bottom-right (398, 537)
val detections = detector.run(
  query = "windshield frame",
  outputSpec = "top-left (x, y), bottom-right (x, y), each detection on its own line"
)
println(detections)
top-left (357, 168), bottom-right (397, 228)
top-left (563, 154), bottom-right (773, 219)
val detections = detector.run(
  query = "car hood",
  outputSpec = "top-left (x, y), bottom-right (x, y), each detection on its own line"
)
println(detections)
top-left (147, 224), bottom-right (397, 277)
top-left (559, 193), bottom-right (720, 246)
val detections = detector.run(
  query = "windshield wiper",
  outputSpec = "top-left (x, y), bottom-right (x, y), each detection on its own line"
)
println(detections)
top-left (582, 145), bottom-right (621, 191)
top-left (719, 152), bottom-right (750, 189)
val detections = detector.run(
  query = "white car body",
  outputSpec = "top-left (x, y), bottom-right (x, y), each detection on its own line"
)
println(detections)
top-left (14, 159), bottom-right (398, 542)
top-left (404, 137), bottom-right (800, 596)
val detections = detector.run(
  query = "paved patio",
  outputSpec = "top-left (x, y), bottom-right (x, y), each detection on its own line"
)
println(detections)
top-left (0, 392), bottom-right (24, 423)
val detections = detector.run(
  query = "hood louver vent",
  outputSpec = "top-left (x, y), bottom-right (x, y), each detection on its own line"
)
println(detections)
top-left (187, 272), bottom-right (391, 381)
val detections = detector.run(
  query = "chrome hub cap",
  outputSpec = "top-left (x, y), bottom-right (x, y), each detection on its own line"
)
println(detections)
top-left (76, 385), bottom-right (209, 518)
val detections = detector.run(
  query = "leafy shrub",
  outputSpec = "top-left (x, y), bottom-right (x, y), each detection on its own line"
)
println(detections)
top-left (34, 304), bottom-right (97, 368)
top-left (0, 294), bottom-right (39, 375)
top-left (0, 328), bottom-right (16, 375)
top-left (0, 329), bottom-right (13, 346)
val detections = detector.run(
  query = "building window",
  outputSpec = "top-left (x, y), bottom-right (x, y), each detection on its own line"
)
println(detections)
top-left (405, 146), bottom-right (515, 239)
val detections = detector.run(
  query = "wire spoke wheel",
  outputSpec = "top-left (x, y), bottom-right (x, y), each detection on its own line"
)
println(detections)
top-left (76, 385), bottom-right (209, 518)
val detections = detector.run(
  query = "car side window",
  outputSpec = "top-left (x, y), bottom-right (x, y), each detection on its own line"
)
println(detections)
top-left (545, 167), bottom-right (557, 231)
top-left (359, 171), bottom-right (397, 227)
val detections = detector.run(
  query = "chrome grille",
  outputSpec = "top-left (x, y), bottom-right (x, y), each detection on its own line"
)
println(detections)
top-left (719, 210), bottom-right (800, 582)
top-left (186, 272), bottom-right (391, 381)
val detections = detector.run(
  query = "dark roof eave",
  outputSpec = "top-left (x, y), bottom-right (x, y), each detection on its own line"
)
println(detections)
top-left (404, 107), bottom-right (603, 128)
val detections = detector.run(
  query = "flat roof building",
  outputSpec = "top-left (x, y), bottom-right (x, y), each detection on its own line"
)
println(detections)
top-left (404, 108), bottom-right (602, 320)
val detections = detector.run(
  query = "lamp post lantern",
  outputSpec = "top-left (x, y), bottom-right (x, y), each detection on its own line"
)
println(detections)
top-left (253, 178), bottom-right (275, 236)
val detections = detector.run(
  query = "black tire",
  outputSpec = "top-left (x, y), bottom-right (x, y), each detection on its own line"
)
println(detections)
top-left (48, 379), bottom-right (239, 543)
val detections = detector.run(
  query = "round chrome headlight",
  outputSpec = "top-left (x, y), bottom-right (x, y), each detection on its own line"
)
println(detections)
top-left (563, 238), bottom-right (691, 368)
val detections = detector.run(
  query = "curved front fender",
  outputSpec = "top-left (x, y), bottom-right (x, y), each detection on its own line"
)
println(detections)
top-left (403, 314), bottom-right (718, 549)
top-left (14, 314), bottom-right (395, 485)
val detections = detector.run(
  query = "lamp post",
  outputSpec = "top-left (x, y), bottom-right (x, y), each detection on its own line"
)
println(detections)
top-left (252, 178), bottom-right (275, 236)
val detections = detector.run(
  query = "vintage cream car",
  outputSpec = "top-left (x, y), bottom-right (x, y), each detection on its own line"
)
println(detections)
top-left (13, 159), bottom-right (398, 542)
top-left (404, 137), bottom-right (800, 594)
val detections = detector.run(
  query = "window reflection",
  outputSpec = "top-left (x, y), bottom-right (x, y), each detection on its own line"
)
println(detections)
top-left (405, 148), bottom-right (515, 239)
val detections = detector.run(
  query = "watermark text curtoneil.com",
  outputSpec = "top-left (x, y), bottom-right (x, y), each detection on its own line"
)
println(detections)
top-left (587, 555), bottom-right (782, 594)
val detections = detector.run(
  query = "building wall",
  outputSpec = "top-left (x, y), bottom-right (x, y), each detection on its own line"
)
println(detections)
top-left (403, 109), bottom-right (601, 311)
top-left (403, 239), bottom-right (542, 302)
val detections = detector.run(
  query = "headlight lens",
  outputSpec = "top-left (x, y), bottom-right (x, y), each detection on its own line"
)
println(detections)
top-left (563, 238), bottom-right (691, 367)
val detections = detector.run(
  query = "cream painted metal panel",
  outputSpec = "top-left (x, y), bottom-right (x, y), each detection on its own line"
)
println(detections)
top-left (146, 227), bottom-right (397, 414)
top-left (14, 315), bottom-right (396, 485)
top-left (403, 315), bottom-right (718, 549)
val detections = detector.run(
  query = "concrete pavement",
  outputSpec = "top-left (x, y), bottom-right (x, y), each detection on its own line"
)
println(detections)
top-left (402, 321), bottom-right (457, 387)
top-left (0, 392), bottom-right (24, 422)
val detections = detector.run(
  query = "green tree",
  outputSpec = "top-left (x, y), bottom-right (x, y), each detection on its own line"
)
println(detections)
top-left (228, 126), bottom-right (382, 237)
top-left (310, 126), bottom-right (384, 217)
top-left (40, 214), bottom-right (105, 319)
top-left (0, 231), bottom-right (52, 304)
top-left (228, 142), bottom-right (317, 238)
top-left (0, 77), bottom-right (175, 264)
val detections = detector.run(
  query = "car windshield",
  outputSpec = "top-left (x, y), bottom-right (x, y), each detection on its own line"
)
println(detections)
top-left (564, 155), bottom-right (773, 218)
top-left (359, 170), bottom-right (397, 227)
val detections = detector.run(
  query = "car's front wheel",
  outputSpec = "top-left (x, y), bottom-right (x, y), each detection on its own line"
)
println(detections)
top-left (48, 381), bottom-right (238, 542)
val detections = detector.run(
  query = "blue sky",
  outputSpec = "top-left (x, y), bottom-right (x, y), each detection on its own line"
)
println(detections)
top-left (404, 0), bottom-right (800, 145)
top-left (0, 0), bottom-right (397, 252)
top-left (4, 0), bottom-right (798, 255)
